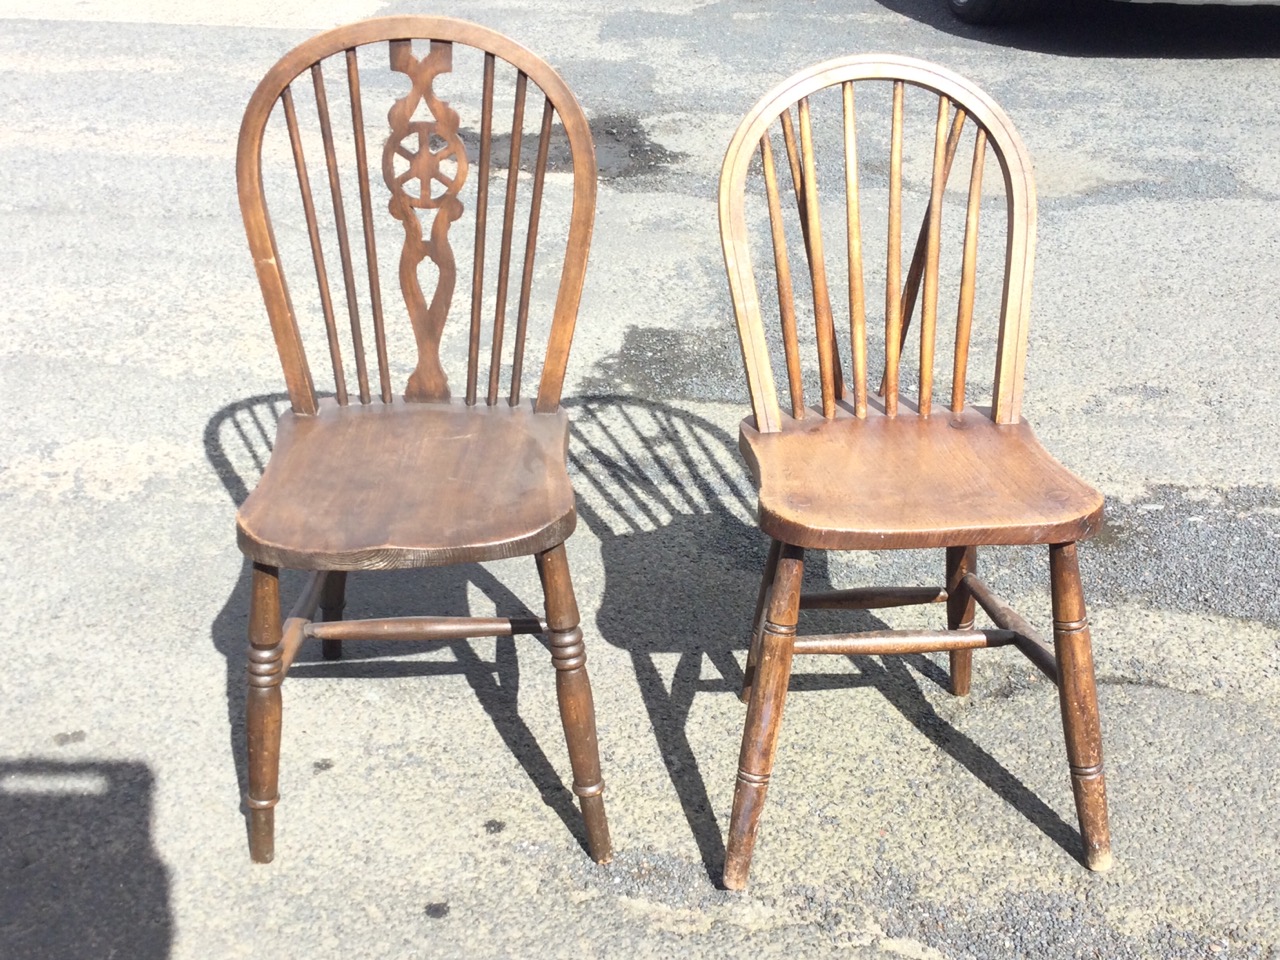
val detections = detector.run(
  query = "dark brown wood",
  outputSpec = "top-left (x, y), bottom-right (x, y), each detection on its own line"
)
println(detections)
top-left (798, 97), bottom-right (838, 419)
top-left (717, 57), bottom-right (1107, 887)
top-left (345, 48), bottom-right (392, 403)
top-left (800, 585), bottom-right (946, 610)
top-left (235, 17), bottom-right (607, 867)
top-left (724, 543), bottom-right (803, 891)
top-left (740, 537), bottom-right (783, 704)
top-left (320, 569), bottom-right (346, 661)
top-left (1049, 542), bottom-right (1112, 872)
top-left (306, 615), bottom-right (546, 641)
top-left (963, 572), bottom-right (1058, 681)
top-left (489, 70), bottom-right (527, 405)
top-left (312, 61), bottom-right (370, 404)
top-left (537, 543), bottom-right (612, 863)
top-left (791, 627), bottom-right (1014, 656)
top-left (760, 134), bottom-right (805, 419)
top-left (247, 562), bottom-right (283, 863)
top-left (946, 546), bottom-right (977, 695)
top-left (468, 52), bottom-right (495, 406)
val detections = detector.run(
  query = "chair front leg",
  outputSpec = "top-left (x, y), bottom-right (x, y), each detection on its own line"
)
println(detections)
top-left (320, 570), bottom-right (347, 661)
top-left (536, 543), bottom-right (613, 864)
top-left (1049, 541), bottom-right (1113, 872)
top-left (723, 542), bottom-right (804, 890)
top-left (247, 562), bottom-right (284, 863)
top-left (741, 538), bottom-right (783, 704)
top-left (946, 546), bottom-right (978, 695)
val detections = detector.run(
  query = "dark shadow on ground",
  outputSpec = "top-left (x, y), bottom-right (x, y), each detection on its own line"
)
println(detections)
top-left (566, 395), bottom-right (1080, 880)
top-left (0, 760), bottom-right (171, 959)
top-left (879, 0), bottom-right (1280, 57)
top-left (203, 394), bottom-right (589, 857)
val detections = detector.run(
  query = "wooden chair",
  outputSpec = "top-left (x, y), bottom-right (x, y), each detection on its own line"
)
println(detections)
top-left (717, 56), bottom-right (1111, 888)
top-left (234, 16), bottom-right (610, 864)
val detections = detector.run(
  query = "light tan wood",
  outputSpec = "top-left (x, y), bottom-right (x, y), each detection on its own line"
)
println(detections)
top-left (511, 97), bottom-right (555, 405)
top-left (761, 134), bottom-right (805, 419)
top-left (918, 95), bottom-right (950, 416)
top-left (792, 628), bottom-right (1014, 656)
top-left (799, 98), bottom-right (838, 418)
top-left (843, 81), bottom-right (867, 419)
top-left (953, 128), bottom-right (987, 413)
top-left (739, 406), bottom-right (1103, 549)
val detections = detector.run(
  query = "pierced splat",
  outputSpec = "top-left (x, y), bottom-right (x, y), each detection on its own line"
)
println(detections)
top-left (382, 39), bottom-right (469, 402)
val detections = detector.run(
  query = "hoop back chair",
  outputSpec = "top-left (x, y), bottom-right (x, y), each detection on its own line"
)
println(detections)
top-left (234, 17), bottom-right (610, 864)
top-left (718, 56), bottom-right (1111, 888)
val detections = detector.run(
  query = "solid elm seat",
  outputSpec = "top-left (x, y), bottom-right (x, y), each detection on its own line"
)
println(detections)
top-left (237, 400), bottom-right (576, 570)
top-left (740, 405), bottom-right (1104, 551)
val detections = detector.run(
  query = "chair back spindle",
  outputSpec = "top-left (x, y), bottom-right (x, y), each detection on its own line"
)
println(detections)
top-left (237, 17), bottom-right (597, 417)
top-left (719, 56), bottom-right (1036, 432)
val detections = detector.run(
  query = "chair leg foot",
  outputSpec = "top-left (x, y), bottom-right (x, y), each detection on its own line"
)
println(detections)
top-left (741, 539), bottom-right (783, 704)
top-left (1049, 542), bottom-right (1113, 872)
top-left (537, 544), bottom-right (613, 864)
top-left (946, 546), bottom-right (977, 696)
top-left (723, 543), bottom-right (804, 890)
top-left (321, 571), bottom-right (347, 661)
top-left (247, 562), bottom-right (284, 864)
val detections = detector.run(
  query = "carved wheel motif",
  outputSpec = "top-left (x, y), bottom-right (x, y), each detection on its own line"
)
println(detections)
top-left (382, 39), bottom-right (469, 402)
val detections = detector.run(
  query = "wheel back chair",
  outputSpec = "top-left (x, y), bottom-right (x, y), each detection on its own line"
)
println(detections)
top-left (718, 56), bottom-right (1111, 888)
top-left (235, 17), bottom-right (610, 863)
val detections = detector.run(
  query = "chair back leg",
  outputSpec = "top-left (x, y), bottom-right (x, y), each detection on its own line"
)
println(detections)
top-left (247, 562), bottom-right (284, 863)
top-left (320, 570), bottom-right (348, 661)
top-left (1049, 541), bottom-right (1113, 872)
top-left (537, 543), bottom-right (613, 863)
top-left (946, 546), bottom-right (978, 695)
top-left (723, 542), bottom-right (805, 890)
top-left (740, 538), bottom-right (784, 704)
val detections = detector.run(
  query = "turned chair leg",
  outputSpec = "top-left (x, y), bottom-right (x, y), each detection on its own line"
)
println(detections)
top-left (946, 546), bottom-right (977, 696)
top-left (1049, 541), bottom-right (1113, 872)
top-left (247, 562), bottom-right (284, 863)
top-left (741, 538), bottom-right (783, 704)
top-left (320, 571), bottom-right (347, 661)
top-left (536, 543), bottom-right (613, 863)
top-left (724, 542), bottom-right (804, 890)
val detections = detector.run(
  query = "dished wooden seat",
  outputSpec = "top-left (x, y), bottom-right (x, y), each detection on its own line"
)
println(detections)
top-left (237, 401), bottom-right (576, 570)
top-left (741, 405), bottom-right (1103, 551)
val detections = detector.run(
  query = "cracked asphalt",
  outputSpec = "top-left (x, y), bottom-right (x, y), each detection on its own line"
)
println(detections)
top-left (1, 1), bottom-right (1278, 957)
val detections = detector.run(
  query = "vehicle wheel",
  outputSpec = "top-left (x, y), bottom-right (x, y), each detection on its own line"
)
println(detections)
top-left (946, 0), bottom-right (1042, 25)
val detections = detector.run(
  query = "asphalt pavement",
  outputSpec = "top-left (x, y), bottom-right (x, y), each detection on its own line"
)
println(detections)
top-left (1, 1), bottom-right (1278, 957)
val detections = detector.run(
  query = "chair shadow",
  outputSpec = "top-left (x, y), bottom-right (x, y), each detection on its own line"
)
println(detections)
top-left (874, 0), bottom-right (1280, 58)
top-left (0, 760), bottom-right (172, 959)
top-left (204, 395), bottom-right (588, 856)
top-left (566, 395), bottom-right (1080, 881)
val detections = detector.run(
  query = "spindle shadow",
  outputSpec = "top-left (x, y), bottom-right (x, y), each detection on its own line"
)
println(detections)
top-left (567, 394), bottom-right (1079, 878)
top-left (204, 394), bottom-right (588, 855)
top-left (0, 760), bottom-right (171, 959)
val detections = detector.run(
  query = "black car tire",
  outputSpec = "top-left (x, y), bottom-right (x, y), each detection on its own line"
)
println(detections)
top-left (946, 0), bottom-right (1043, 25)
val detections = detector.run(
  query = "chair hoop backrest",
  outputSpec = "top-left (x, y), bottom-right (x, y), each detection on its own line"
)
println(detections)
top-left (237, 16), bottom-right (598, 415)
top-left (719, 55), bottom-right (1037, 431)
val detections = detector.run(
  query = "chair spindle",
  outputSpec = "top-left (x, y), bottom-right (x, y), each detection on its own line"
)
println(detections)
top-left (798, 98), bottom-right (838, 418)
top-left (884, 80), bottom-right (904, 415)
top-left (953, 127), bottom-right (987, 413)
top-left (467, 52), bottom-right (496, 406)
top-left (281, 84), bottom-right (348, 405)
top-left (510, 97), bottom-right (555, 406)
top-left (489, 70), bottom-right (527, 405)
top-left (918, 95), bottom-right (950, 416)
top-left (312, 62), bottom-right (371, 404)
top-left (843, 81), bottom-right (867, 418)
top-left (345, 49), bottom-right (392, 403)
top-left (761, 132), bottom-right (805, 419)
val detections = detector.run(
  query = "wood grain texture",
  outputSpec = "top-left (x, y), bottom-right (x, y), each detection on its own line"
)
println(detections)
top-left (738, 406), bottom-right (1103, 550)
top-left (236, 400), bottom-right (576, 569)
